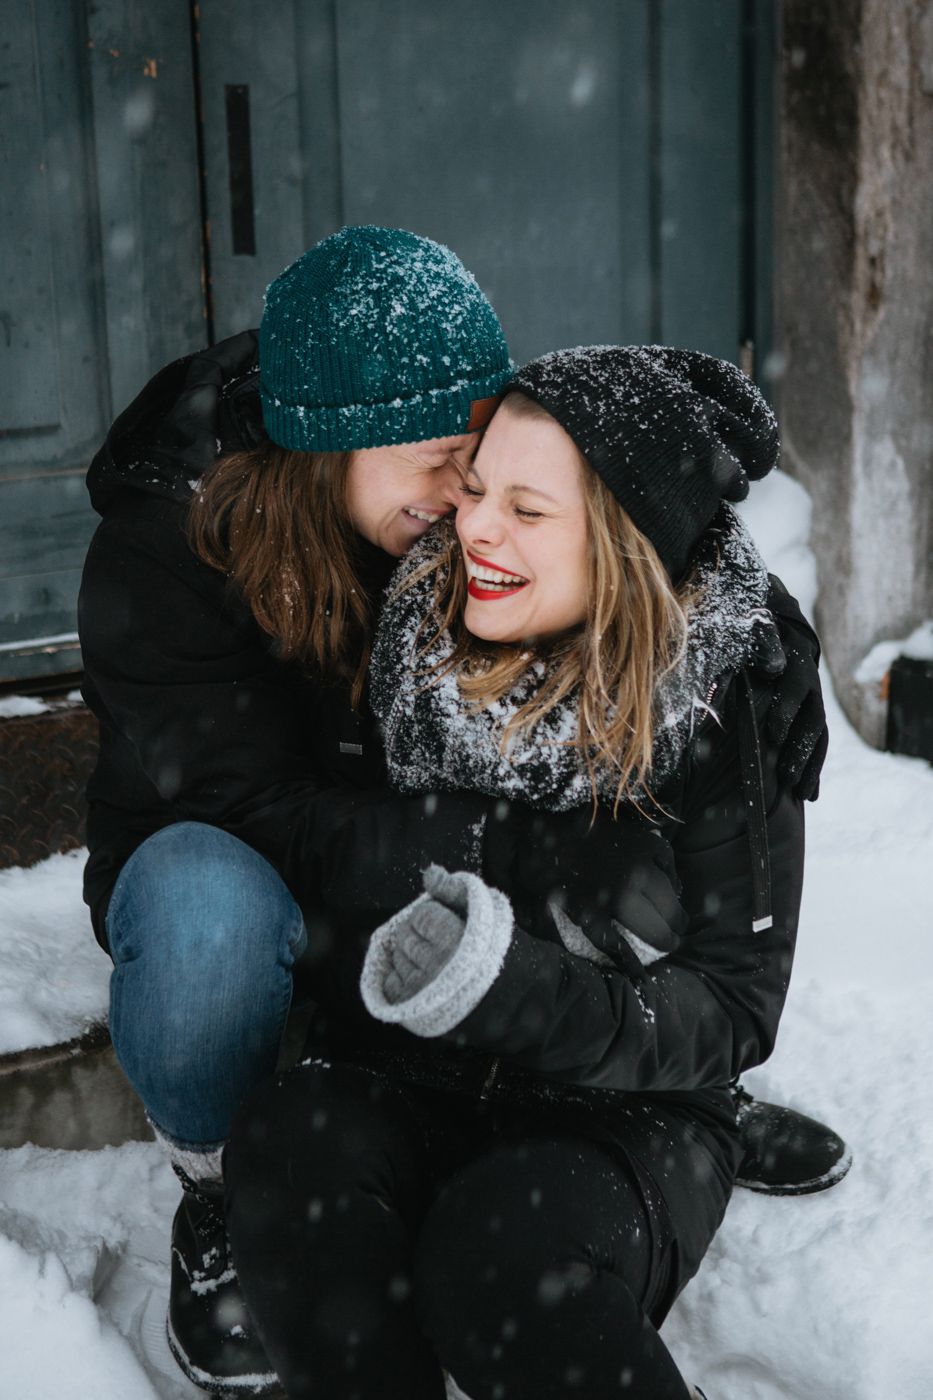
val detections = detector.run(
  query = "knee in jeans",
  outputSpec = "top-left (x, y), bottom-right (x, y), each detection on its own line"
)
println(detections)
top-left (107, 822), bottom-right (301, 965)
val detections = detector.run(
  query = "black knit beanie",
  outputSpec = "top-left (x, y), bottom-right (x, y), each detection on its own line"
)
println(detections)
top-left (509, 346), bottom-right (780, 580)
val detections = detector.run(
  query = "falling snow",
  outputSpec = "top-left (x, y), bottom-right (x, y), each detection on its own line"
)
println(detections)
top-left (1, 471), bottom-right (931, 1398)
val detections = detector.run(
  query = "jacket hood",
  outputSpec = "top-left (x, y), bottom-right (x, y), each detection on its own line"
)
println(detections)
top-left (86, 330), bottom-right (265, 515)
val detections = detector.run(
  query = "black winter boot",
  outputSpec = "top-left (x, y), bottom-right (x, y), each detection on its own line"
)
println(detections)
top-left (167, 1166), bottom-right (281, 1397)
top-left (732, 1083), bottom-right (852, 1195)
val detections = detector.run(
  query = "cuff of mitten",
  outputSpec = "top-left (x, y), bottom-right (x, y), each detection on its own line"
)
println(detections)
top-left (360, 871), bottom-right (514, 1038)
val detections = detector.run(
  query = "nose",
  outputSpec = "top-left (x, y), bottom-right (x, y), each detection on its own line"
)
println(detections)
top-left (458, 491), bottom-right (505, 549)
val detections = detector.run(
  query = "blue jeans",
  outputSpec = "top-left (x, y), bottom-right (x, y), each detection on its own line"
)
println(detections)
top-left (106, 822), bottom-right (307, 1149)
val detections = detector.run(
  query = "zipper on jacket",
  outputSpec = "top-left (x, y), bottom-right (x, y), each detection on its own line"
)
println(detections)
top-left (737, 670), bottom-right (773, 932)
top-left (693, 676), bottom-right (720, 733)
top-left (479, 1057), bottom-right (501, 1100)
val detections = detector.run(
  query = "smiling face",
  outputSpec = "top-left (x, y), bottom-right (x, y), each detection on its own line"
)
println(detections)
top-left (346, 434), bottom-right (479, 557)
top-left (455, 401), bottom-right (590, 644)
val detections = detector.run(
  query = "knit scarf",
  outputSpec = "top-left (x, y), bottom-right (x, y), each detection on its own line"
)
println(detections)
top-left (369, 504), bottom-right (771, 812)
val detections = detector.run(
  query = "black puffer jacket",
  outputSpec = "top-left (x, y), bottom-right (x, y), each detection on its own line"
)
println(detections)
top-left (312, 661), bottom-right (802, 1171)
top-left (312, 520), bottom-right (804, 1176)
top-left (79, 333), bottom-right (492, 949)
top-left (80, 335), bottom-right (804, 1151)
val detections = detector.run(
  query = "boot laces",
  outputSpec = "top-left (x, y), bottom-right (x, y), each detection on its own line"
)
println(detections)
top-left (172, 1163), bottom-right (226, 1239)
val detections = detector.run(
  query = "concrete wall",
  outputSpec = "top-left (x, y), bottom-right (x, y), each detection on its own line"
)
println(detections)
top-left (778, 0), bottom-right (933, 745)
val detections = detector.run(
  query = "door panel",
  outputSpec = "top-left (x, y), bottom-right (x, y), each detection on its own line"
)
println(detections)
top-left (200, 0), bottom-right (772, 371)
top-left (333, 0), bottom-right (653, 364)
top-left (0, 0), bottom-right (205, 682)
top-left (197, 5), bottom-right (310, 341)
top-left (1, 0), bottom-right (774, 683)
top-left (658, 0), bottom-right (742, 361)
top-left (0, 1), bottom-right (108, 463)
top-left (85, 0), bottom-right (206, 416)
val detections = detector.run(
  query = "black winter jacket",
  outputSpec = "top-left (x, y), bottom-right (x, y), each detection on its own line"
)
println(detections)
top-left (79, 333), bottom-right (491, 948)
top-left (80, 336), bottom-right (805, 1164)
top-left (321, 665), bottom-right (803, 1165)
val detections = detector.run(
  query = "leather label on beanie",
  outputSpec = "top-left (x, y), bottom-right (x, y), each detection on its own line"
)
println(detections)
top-left (466, 395), bottom-right (502, 432)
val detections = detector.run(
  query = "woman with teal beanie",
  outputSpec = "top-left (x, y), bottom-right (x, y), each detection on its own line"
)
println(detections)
top-left (78, 224), bottom-right (839, 1396)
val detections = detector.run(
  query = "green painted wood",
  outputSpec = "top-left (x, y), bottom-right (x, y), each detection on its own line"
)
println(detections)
top-left (0, 471), bottom-right (96, 678)
top-left (658, 0), bottom-right (743, 361)
top-left (196, 2), bottom-right (311, 340)
top-left (1, 0), bottom-right (207, 682)
top-left (294, 0), bottom-right (344, 249)
top-left (0, 0), bottom-right (109, 469)
top-left (85, 0), bottom-right (206, 417)
top-left (0, 2), bottom-right (109, 681)
top-left (198, 0), bottom-right (775, 377)
top-left (751, 0), bottom-right (778, 396)
top-left (0, 472), bottom-right (92, 577)
top-left (332, 0), bottom-right (654, 365)
top-left (1, 12), bottom-right (59, 431)
top-left (1, 0), bottom-right (776, 685)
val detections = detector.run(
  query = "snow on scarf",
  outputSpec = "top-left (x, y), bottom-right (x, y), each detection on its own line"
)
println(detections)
top-left (369, 503), bottom-right (771, 812)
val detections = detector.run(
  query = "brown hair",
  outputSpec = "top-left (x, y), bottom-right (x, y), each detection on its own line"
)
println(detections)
top-left (188, 441), bottom-right (373, 706)
top-left (405, 393), bottom-right (693, 812)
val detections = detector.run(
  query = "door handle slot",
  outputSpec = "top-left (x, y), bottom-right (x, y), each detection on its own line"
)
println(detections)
top-left (225, 84), bottom-right (256, 255)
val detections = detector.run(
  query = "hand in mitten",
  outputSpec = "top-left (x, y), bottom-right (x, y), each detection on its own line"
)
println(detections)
top-left (361, 866), bottom-right (514, 1038)
top-left (383, 866), bottom-right (469, 1004)
top-left (486, 804), bottom-right (688, 958)
top-left (755, 577), bottom-right (829, 802)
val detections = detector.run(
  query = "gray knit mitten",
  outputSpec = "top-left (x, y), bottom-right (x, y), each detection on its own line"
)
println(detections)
top-left (383, 866), bottom-right (469, 1004)
top-left (360, 865), bottom-right (514, 1038)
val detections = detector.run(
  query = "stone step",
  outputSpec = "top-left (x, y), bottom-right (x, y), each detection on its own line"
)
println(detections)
top-left (0, 691), bottom-right (152, 1150)
top-left (0, 1024), bottom-right (151, 1150)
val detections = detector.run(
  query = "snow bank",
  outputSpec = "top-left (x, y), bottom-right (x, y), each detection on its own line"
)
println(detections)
top-left (0, 1145), bottom-right (168, 1400)
top-left (1, 466), bottom-right (931, 1396)
top-left (854, 619), bottom-right (933, 685)
top-left (664, 983), bottom-right (933, 1398)
top-left (0, 690), bottom-right (83, 719)
top-left (0, 850), bottom-right (110, 1054)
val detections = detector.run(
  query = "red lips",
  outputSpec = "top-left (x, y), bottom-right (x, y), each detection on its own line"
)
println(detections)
top-left (465, 550), bottom-right (529, 601)
top-left (467, 579), bottom-right (527, 601)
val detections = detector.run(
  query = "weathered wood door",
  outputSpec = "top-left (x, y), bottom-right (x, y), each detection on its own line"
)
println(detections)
top-left (1, 0), bottom-right (774, 684)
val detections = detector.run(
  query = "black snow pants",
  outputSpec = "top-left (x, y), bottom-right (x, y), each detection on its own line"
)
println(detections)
top-left (224, 1060), bottom-right (734, 1400)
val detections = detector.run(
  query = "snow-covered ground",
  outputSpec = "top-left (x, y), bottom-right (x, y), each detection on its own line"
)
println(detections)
top-left (1, 470), bottom-right (931, 1399)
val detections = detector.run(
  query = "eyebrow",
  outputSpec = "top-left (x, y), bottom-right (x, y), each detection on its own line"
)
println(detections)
top-left (467, 464), bottom-right (561, 505)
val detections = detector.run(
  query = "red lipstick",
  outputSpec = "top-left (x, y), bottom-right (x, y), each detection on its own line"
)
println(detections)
top-left (467, 579), bottom-right (526, 601)
top-left (465, 550), bottom-right (529, 601)
top-left (466, 550), bottom-right (526, 579)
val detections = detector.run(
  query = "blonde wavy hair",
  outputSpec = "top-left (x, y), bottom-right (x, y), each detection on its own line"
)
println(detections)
top-left (408, 394), bottom-right (695, 812)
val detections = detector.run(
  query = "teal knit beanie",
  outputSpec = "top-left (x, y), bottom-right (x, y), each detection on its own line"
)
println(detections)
top-left (259, 226), bottom-right (512, 452)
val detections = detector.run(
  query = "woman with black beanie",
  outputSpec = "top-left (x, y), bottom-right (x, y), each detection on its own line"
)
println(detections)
top-left (223, 346), bottom-right (834, 1399)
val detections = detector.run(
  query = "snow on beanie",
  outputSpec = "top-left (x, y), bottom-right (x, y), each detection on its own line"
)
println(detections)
top-left (509, 346), bottom-right (780, 580)
top-left (259, 225), bottom-right (512, 452)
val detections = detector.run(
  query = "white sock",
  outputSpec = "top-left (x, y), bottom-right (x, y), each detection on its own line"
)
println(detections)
top-left (150, 1122), bottom-right (224, 1186)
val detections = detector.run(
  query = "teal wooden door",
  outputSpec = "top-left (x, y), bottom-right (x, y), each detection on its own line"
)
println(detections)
top-left (1, 0), bottom-right (774, 685)
top-left (0, 0), bottom-right (204, 684)
top-left (197, 0), bottom-right (775, 367)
